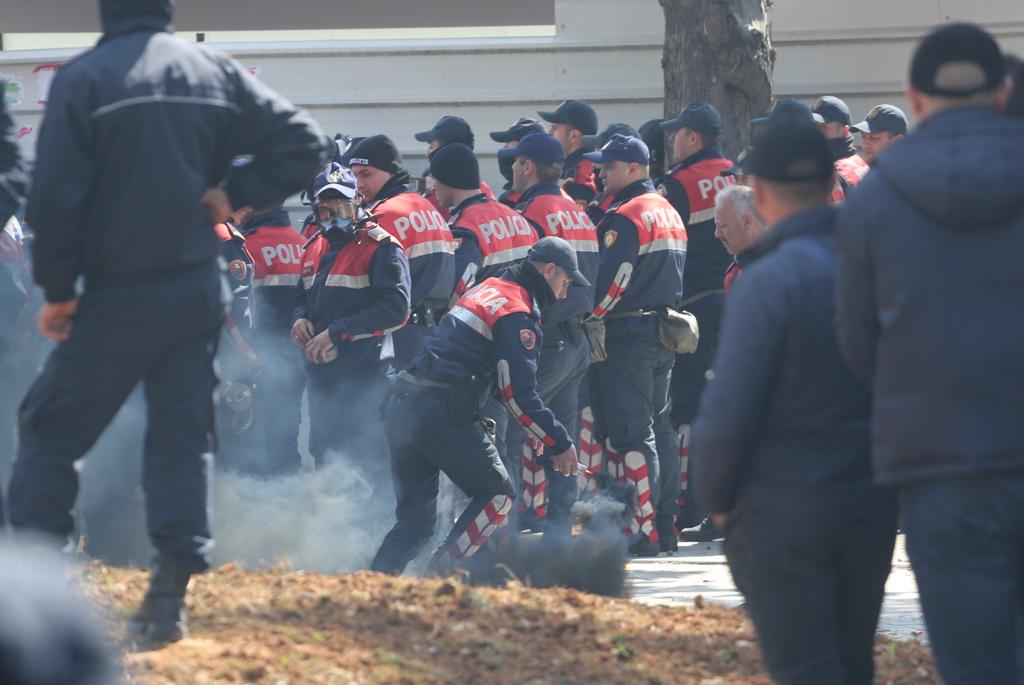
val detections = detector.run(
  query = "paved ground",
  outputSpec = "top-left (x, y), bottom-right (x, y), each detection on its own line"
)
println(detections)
top-left (626, 534), bottom-right (926, 641)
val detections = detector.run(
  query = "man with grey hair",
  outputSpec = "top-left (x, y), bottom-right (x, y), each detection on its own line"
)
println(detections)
top-left (714, 184), bottom-right (767, 295)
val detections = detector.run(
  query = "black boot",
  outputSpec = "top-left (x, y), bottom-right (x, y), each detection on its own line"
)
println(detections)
top-left (128, 558), bottom-right (190, 647)
top-left (678, 516), bottom-right (723, 542)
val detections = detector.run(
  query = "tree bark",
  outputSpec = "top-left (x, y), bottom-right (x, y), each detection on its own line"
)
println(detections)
top-left (661, 0), bottom-right (775, 160)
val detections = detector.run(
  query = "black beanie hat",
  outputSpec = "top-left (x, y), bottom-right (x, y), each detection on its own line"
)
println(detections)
top-left (347, 135), bottom-right (404, 175)
top-left (428, 143), bottom-right (480, 191)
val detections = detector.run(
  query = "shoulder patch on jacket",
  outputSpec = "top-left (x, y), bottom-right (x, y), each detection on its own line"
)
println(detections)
top-left (519, 328), bottom-right (536, 351)
top-left (603, 229), bottom-right (617, 248)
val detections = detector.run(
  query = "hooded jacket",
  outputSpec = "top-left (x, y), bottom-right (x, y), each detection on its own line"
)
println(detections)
top-left (26, 0), bottom-right (326, 302)
top-left (836, 106), bottom-right (1024, 484)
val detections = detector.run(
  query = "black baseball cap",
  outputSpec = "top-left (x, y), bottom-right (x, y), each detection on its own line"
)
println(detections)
top-left (490, 117), bottom-right (546, 143)
top-left (812, 96), bottom-right (851, 125)
top-left (851, 105), bottom-right (908, 135)
top-left (910, 22), bottom-right (1005, 97)
top-left (582, 134), bottom-right (650, 165)
top-left (527, 237), bottom-right (591, 287)
top-left (721, 147), bottom-right (753, 177)
top-left (414, 115), bottom-right (475, 148)
top-left (660, 101), bottom-right (722, 133)
top-left (752, 99), bottom-right (824, 126)
top-left (581, 123), bottom-right (640, 150)
top-left (497, 132), bottom-right (565, 169)
top-left (748, 120), bottom-right (834, 184)
top-left (537, 100), bottom-right (599, 135)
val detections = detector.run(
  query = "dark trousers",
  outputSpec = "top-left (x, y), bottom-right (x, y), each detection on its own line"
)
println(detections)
top-left (306, 361), bottom-right (389, 480)
top-left (6, 266), bottom-right (224, 572)
top-left (371, 386), bottom-right (514, 574)
top-left (902, 473), bottom-right (1024, 685)
top-left (505, 327), bottom-right (590, 536)
top-left (725, 503), bottom-right (898, 685)
top-left (593, 319), bottom-right (674, 542)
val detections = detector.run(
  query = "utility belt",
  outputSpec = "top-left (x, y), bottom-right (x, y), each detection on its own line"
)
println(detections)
top-left (409, 298), bottom-right (446, 328)
top-left (393, 369), bottom-right (491, 427)
top-left (603, 306), bottom-right (700, 354)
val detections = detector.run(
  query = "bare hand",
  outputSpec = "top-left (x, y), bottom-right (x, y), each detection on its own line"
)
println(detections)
top-left (550, 445), bottom-right (579, 476)
top-left (39, 299), bottom-right (78, 342)
top-left (527, 436), bottom-right (545, 456)
top-left (291, 318), bottom-right (314, 348)
top-left (305, 330), bottom-right (337, 364)
top-left (201, 187), bottom-right (234, 225)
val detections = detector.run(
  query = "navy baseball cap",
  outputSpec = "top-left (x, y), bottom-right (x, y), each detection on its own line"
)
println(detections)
top-left (583, 134), bottom-right (650, 165)
top-left (490, 117), bottom-right (546, 143)
top-left (752, 99), bottom-right (824, 126)
top-left (537, 100), bottom-right (599, 135)
top-left (748, 120), bottom-right (834, 184)
top-left (910, 23), bottom-right (1005, 97)
top-left (527, 237), bottom-right (591, 287)
top-left (581, 123), bottom-right (640, 150)
top-left (721, 147), bottom-right (753, 177)
top-left (812, 96), bottom-right (852, 125)
top-left (337, 136), bottom-right (366, 166)
top-left (660, 101), bottom-right (722, 133)
top-left (312, 163), bottom-right (358, 200)
top-left (851, 104), bottom-right (908, 135)
top-left (497, 132), bottom-right (566, 169)
top-left (414, 115), bottom-right (475, 148)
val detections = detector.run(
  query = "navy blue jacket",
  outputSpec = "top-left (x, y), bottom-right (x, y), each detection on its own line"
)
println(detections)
top-left (692, 206), bottom-right (892, 517)
top-left (836, 107), bottom-right (1024, 484)
top-left (26, 3), bottom-right (325, 303)
top-left (0, 94), bottom-right (27, 228)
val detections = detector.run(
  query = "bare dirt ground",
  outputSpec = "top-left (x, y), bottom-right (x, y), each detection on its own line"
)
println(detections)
top-left (81, 563), bottom-right (939, 685)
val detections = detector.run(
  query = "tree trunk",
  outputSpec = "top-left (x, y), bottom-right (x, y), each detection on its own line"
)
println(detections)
top-left (661, 0), bottom-right (775, 160)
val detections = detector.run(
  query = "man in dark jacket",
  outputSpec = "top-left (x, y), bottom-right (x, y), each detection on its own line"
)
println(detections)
top-left (836, 23), bottom-right (1024, 684)
top-left (6, 0), bottom-right (325, 646)
top-left (692, 120), bottom-right (897, 684)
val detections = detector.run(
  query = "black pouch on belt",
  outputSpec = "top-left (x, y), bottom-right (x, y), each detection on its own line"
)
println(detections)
top-left (448, 374), bottom-right (487, 426)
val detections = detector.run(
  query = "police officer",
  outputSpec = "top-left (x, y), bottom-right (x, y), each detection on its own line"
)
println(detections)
top-left (538, 100), bottom-right (600, 207)
top-left (658, 102), bottom-right (735, 545)
top-left (292, 164), bottom-right (411, 474)
top-left (434, 143), bottom-right (539, 468)
top-left (0, 87), bottom-right (28, 525)
top-left (500, 133), bottom-right (599, 535)
top-left (370, 237), bottom-right (586, 575)
top-left (851, 104), bottom-right (907, 165)
top-left (6, 0), bottom-right (326, 646)
top-left (237, 203), bottom-right (307, 474)
top-left (414, 116), bottom-right (494, 218)
top-left (581, 123), bottom-right (640, 226)
top-left (348, 135), bottom-right (456, 369)
top-left (489, 117), bottom-right (546, 207)
top-left (813, 95), bottom-right (870, 189)
top-left (586, 135), bottom-right (687, 556)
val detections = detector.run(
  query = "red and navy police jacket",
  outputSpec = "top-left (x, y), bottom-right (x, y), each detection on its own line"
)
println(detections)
top-left (593, 179), bottom-right (688, 318)
top-left (425, 179), bottom-right (495, 221)
top-left (294, 220), bottom-right (411, 370)
top-left (449, 193), bottom-right (538, 305)
top-left (367, 175), bottom-right (456, 308)
top-left (561, 147), bottom-right (598, 207)
top-left (516, 181), bottom-right (598, 324)
top-left (657, 147), bottom-right (734, 298)
top-left (414, 273), bottom-right (573, 453)
top-left (239, 209), bottom-right (305, 332)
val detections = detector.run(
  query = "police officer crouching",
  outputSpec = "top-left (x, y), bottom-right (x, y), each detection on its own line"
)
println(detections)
top-left (370, 237), bottom-right (585, 575)
top-left (292, 164), bottom-right (411, 474)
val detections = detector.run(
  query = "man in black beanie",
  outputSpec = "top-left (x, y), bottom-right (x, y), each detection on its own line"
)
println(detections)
top-left (348, 135), bottom-right (456, 368)
top-left (430, 143), bottom-right (538, 479)
top-left (837, 22), bottom-right (1024, 684)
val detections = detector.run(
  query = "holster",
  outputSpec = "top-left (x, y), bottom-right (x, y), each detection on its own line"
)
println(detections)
top-left (657, 307), bottom-right (700, 354)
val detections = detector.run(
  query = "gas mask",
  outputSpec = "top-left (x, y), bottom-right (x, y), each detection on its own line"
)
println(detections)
top-left (316, 197), bottom-right (357, 240)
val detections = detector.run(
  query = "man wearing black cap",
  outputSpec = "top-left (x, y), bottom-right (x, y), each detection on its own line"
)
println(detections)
top-left (5, 0), bottom-right (326, 646)
top-left (851, 104), bottom-right (907, 165)
top-left (490, 117), bottom-right (546, 208)
top-left (348, 135), bottom-right (456, 369)
top-left (692, 119), bottom-right (898, 685)
top-left (431, 143), bottom-right (539, 466)
top-left (836, 23), bottom-right (1024, 683)
top-left (414, 116), bottom-right (494, 219)
top-left (585, 134), bottom-right (687, 556)
top-left (500, 133), bottom-right (599, 535)
top-left (292, 163), bottom-right (411, 475)
top-left (657, 102), bottom-right (737, 544)
top-left (370, 236), bottom-right (584, 575)
top-left (538, 100), bottom-right (600, 207)
top-left (813, 95), bottom-right (869, 190)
